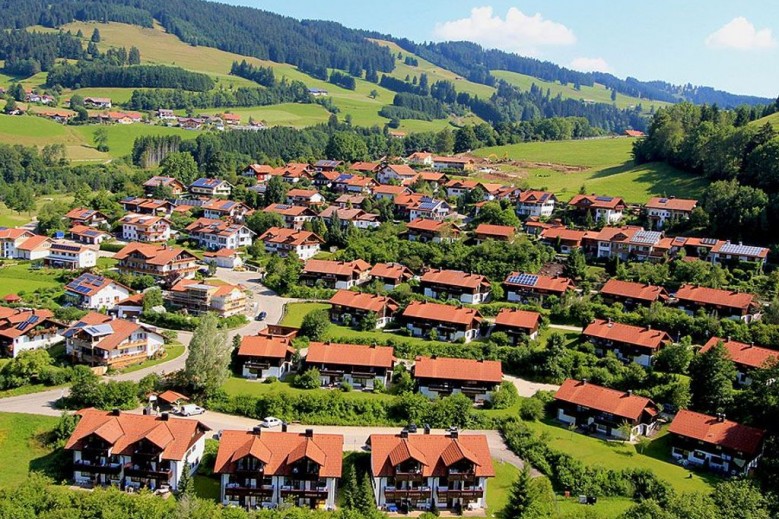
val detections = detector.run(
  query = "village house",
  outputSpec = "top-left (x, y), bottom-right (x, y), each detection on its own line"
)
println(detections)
top-left (599, 279), bottom-right (669, 307)
top-left (165, 279), bottom-right (247, 317)
top-left (492, 308), bottom-right (541, 343)
top-left (583, 319), bottom-right (671, 367)
top-left (332, 173), bottom-right (377, 194)
top-left (222, 113), bottom-right (240, 125)
top-left (328, 290), bottom-right (399, 329)
top-left (708, 241), bottom-right (770, 267)
top-left (64, 313), bottom-right (165, 368)
top-left (0, 308), bottom-right (62, 358)
top-left (46, 242), bottom-right (98, 269)
top-left (350, 161), bottom-right (382, 175)
top-left (185, 218), bottom-right (255, 250)
top-left (65, 208), bottom-right (109, 228)
top-left (413, 356), bottom-right (502, 404)
top-left (373, 185), bottom-right (412, 202)
top-left (271, 163), bottom-right (313, 183)
top-left (143, 176), bottom-right (186, 196)
top-left (668, 410), bottom-right (766, 475)
top-left (335, 194), bottom-right (366, 208)
top-left (114, 243), bottom-right (199, 283)
top-left (237, 334), bottom-right (296, 380)
top-left (568, 194), bottom-right (627, 224)
top-left (70, 225), bottom-right (112, 245)
top-left (83, 96), bottom-right (112, 109)
top-left (0, 228), bottom-right (43, 259)
top-left (312, 170), bottom-right (341, 187)
top-left (64, 273), bottom-right (132, 310)
top-left (243, 164), bottom-right (274, 183)
top-left (700, 337), bottom-right (777, 386)
top-left (121, 197), bottom-right (175, 216)
top-left (300, 259), bottom-right (371, 289)
top-left (473, 224), bottom-right (516, 244)
top-left (432, 156), bottom-right (474, 172)
top-left (119, 214), bottom-right (173, 243)
top-left (674, 284), bottom-right (757, 321)
top-left (157, 108), bottom-right (176, 120)
top-left (406, 151), bottom-right (434, 167)
top-left (503, 272), bottom-right (573, 305)
top-left (585, 226), bottom-right (669, 262)
top-left (554, 379), bottom-right (660, 441)
top-left (318, 206), bottom-right (381, 230)
top-left (214, 428), bottom-right (342, 510)
top-left (419, 268), bottom-right (491, 304)
top-left (15, 234), bottom-right (52, 261)
top-left (538, 227), bottom-right (591, 253)
top-left (285, 189), bottom-right (326, 207)
top-left (314, 159), bottom-right (343, 172)
top-left (113, 294), bottom-right (144, 320)
top-left (644, 197), bottom-right (698, 229)
top-left (202, 199), bottom-right (252, 222)
top-left (370, 262), bottom-right (414, 291)
top-left (515, 191), bottom-right (557, 218)
top-left (258, 227), bottom-right (323, 260)
top-left (378, 164), bottom-right (418, 184)
top-left (402, 301), bottom-right (483, 342)
top-left (369, 430), bottom-right (493, 512)
top-left (408, 197), bottom-right (450, 221)
top-left (524, 217), bottom-right (564, 237)
top-left (406, 219), bottom-right (461, 243)
top-left (65, 408), bottom-right (209, 491)
top-left (189, 178), bottom-right (233, 197)
top-left (444, 179), bottom-right (481, 199)
top-left (203, 249), bottom-right (243, 270)
top-left (304, 342), bottom-right (395, 390)
top-left (263, 204), bottom-right (318, 230)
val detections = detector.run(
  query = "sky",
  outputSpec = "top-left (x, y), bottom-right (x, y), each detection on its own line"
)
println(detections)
top-left (222, 0), bottom-right (779, 98)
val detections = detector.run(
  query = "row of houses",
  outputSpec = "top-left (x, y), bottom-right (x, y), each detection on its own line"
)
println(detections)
top-left (0, 227), bottom-right (97, 269)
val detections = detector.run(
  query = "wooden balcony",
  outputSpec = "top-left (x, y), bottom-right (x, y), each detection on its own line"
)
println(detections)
top-left (394, 472), bottom-right (424, 482)
top-left (225, 485), bottom-right (273, 498)
top-left (446, 471), bottom-right (476, 481)
top-left (384, 487), bottom-right (432, 500)
top-left (436, 488), bottom-right (484, 499)
top-left (279, 487), bottom-right (328, 499)
top-left (73, 459), bottom-right (122, 475)
top-left (124, 463), bottom-right (172, 479)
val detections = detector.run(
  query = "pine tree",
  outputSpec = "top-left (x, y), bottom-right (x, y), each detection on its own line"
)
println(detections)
top-left (91, 28), bottom-right (101, 43)
top-left (689, 341), bottom-right (737, 414)
top-left (341, 462), bottom-right (358, 508)
top-left (177, 461), bottom-right (196, 497)
top-left (355, 475), bottom-right (375, 514)
top-left (504, 466), bottom-right (534, 518)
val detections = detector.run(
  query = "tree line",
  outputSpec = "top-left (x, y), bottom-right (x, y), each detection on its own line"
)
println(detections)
top-left (229, 60), bottom-right (275, 87)
top-left (46, 62), bottom-right (214, 91)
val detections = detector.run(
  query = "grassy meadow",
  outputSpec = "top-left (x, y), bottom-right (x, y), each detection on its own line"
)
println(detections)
top-left (0, 412), bottom-right (60, 488)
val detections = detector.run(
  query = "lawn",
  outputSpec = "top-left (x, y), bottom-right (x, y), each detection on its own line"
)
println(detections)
top-left (194, 475), bottom-right (221, 502)
top-left (281, 302), bottom-right (330, 328)
top-left (524, 418), bottom-right (719, 494)
top-left (0, 412), bottom-right (60, 488)
top-left (554, 496), bottom-right (635, 518)
top-left (72, 123), bottom-right (199, 159)
top-left (117, 342), bottom-right (186, 374)
top-left (478, 138), bottom-right (637, 168)
top-left (0, 262), bottom-right (64, 298)
top-left (222, 376), bottom-right (394, 402)
top-left (485, 460), bottom-right (520, 518)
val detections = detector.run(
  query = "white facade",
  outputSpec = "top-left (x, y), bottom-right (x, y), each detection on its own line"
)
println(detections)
top-left (516, 200), bottom-right (555, 218)
top-left (69, 282), bottom-right (131, 310)
top-left (264, 242), bottom-right (320, 260)
top-left (595, 208), bottom-right (623, 224)
top-left (406, 323), bottom-right (478, 343)
top-left (48, 247), bottom-right (97, 269)
top-left (191, 227), bottom-right (254, 250)
top-left (8, 330), bottom-right (63, 358)
top-left (371, 475), bottom-right (488, 512)
top-left (220, 474), bottom-right (337, 509)
top-left (422, 287), bottom-right (489, 304)
top-left (121, 219), bottom-right (172, 243)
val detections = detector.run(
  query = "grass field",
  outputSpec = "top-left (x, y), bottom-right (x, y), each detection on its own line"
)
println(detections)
top-left (486, 460), bottom-right (519, 517)
top-left (118, 343), bottom-right (186, 374)
top-left (222, 376), bottom-right (395, 402)
top-left (0, 263), bottom-right (64, 297)
top-left (281, 302), bottom-right (330, 328)
top-left (0, 114), bottom-right (110, 161)
top-left (474, 138), bottom-right (708, 203)
top-left (554, 496), bottom-right (635, 518)
top-left (71, 123), bottom-right (198, 159)
top-left (752, 111), bottom-right (779, 129)
top-left (492, 70), bottom-right (671, 113)
top-left (0, 412), bottom-right (59, 488)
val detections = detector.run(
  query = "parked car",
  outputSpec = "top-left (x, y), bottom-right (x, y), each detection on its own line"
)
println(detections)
top-left (260, 416), bottom-right (282, 428)
top-left (179, 404), bottom-right (205, 416)
top-left (256, 311), bottom-right (267, 321)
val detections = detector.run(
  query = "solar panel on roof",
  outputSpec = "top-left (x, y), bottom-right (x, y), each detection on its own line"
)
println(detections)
top-left (701, 238), bottom-right (718, 246)
top-left (632, 230), bottom-right (661, 244)
top-left (720, 243), bottom-right (765, 256)
top-left (659, 198), bottom-right (669, 203)
top-left (673, 236), bottom-right (686, 244)
top-left (27, 315), bottom-right (39, 325)
top-left (507, 274), bottom-right (538, 286)
top-left (595, 196), bottom-right (614, 202)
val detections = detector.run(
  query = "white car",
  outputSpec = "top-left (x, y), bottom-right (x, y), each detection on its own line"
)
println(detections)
top-left (179, 404), bottom-right (205, 416)
top-left (260, 416), bottom-right (282, 428)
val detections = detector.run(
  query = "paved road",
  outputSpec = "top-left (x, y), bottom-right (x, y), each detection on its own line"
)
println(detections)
top-left (504, 374), bottom-right (559, 397)
top-left (548, 323), bottom-right (583, 332)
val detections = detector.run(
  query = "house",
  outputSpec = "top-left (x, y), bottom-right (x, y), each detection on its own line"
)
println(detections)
top-left (406, 151), bottom-right (434, 167)
top-left (64, 314), bottom-right (165, 368)
top-left (166, 279), bottom-right (247, 317)
top-left (554, 379), bottom-right (660, 440)
top-left (413, 356), bottom-right (502, 403)
top-left (153, 390), bottom-right (190, 411)
top-left (214, 428), bottom-right (342, 509)
top-left (402, 301), bottom-right (483, 342)
top-left (0, 228), bottom-right (37, 258)
top-left (328, 290), bottom-right (399, 329)
top-left (119, 214), bottom-right (172, 243)
top-left (263, 204), bottom-right (317, 230)
top-left (350, 161), bottom-right (381, 174)
top-left (378, 164), bottom-right (418, 184)
top-left (524, 217), bottom-right (563, 236)
top-left (70, 225), bottom-right (111, 245)
top-left (15, 234), bottom-right (52, 261)
top-left (444, 179), bottom-right (480, 199)
top-left (668, 410), bottom-right (766, 475)
top-left (335, 194), bottom-right (366, 208)
top-left (312, 170), bottom-right (341, 187)
top-left (114, 243), bottom-right (199, 283)
top-left (64, 273), bottom-right (132, 310)
top-left (300, 259), bottom-right (371, 289)
top-left (373, 185), bottom-right (411, 201)
top-left (243, 164), bottom-right (274, 183)
top-left (492, 309), bottom-right (541, 344)
top-left (568, 194), bottom-right (626, 224)
top-left (185, 218), bottom-right (255, 250)
top-left (83, 96), bottom-right (112, 109)
top-left (271, 163), bottom-right (313, 184)
top-left (0, 308), bottom-right (63, 358)
top-left (538, 227), bottom-right (591, 253)
top-left (314, 159), bottom-right (343, 172)
top-left (515, 191), bottom-right (556, 218)
top-left (408, 197), bottom-right (450, 221)
top-left (585, 226), bottom-right (668, 262)
top-left (700, 337), bottom-right (778, 386)
top-left (113, 294), bottom-right (144, 320)
top-left (45, 242), bottom-right (98, 269)
top-left (644, 197), bottom-right (698, 229)
top-left (222, 113), bottom-right (240, 125)
top-left (202, 199), bottom-right (252, 222)
top-left (157, 108), bottom-right (176, 120)
top-left (318, 207), bottom-right (381, 230)
top-left (504, 273), bottom-right (573, 304)
top-left (65, 408), bottom-right (209, 491)
top-left (286, 189), bottom-right (326, 207)
top-left (189, 178), bottom-right (233, 197)
top-left (419, 268), bottom-right (491, 304)
top-left (599, 279), bottom-right (669, 307)
top-left (473, 224), bottom-right (515, 244)
top-left (332, 173), bottom-right (377, 194)
top-left (406, 219), bottom-right (461, 243)
top-left (583, 319), bottom-right (671, 367)
top-left (708, 241), bottom-right (769, 266)
top-left (432, 156), bottom-right (474, 171)
top-left (304, 342), bottom-right (395, 390)
top-left (177, 117), bottom-right (204, 130)
top-left (624, 130), bottom-right (645, 137)
top-left (143, 176), bottom-right (186, 196)
top-left (203, 249), bottom-right (243, 270)
top-left (674, 285), bottom-right (757, 321)
top-left (258, 227), bottom-right (323, 260)
top-left (65, 208), bottom-right (109, 228)
top-left (369, 263), bottom-right (413, 291)
top-left (369, 430), bottom-right (494, 512)
top-left (121, 197), bottom-right (175, 216)
top-left (237, 335), bottom-right (296, 380)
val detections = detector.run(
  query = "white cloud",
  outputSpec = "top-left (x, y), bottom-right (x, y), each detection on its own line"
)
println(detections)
top-left (569, 57), bottom-right (612, 73)
top-left (705, 17), bottom-right (776, 50)
top-left (432, 6), bottom-right (575, 55)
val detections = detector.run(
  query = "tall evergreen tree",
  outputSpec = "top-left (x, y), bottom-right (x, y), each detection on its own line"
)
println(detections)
top-left (689, 341), bottom-right (737, 415)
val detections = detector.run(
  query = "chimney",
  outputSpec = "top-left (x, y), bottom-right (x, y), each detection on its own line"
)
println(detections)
top-left (305, 429), bottom-right (314, 438)
top-left (424, 424), bottom-right (431, 435)
top-left (252, 426), bottom-right (262, 435)
top-left (449, 430), bottom-right (459, 439)
top-left (111, 408), bottom-right (121, 416)
top-left (749, 342), bottom-right (754, 348)
top-left (431, 354), bottom-right (438, 359)
top-left (718, 414), bottom-right (726, 422)
top-left (581, 378), bottom-right (588, 385)
top-left (400, 430), bottom-right (409, 439)
top-left (281, 422), bottom-right (288, 432)
top-left (160, 412), bottom-right (170, 421)
top-left (627, 390), bottom-right (633, 396)
top-left (647, 325), bottom-right (651, 331)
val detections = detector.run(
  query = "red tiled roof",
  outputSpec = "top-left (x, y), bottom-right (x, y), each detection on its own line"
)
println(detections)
top-left (675, 285), bottom-right (754, 310)
top-left (540, 227), bottom-right (588, 243)
top-left (494, 308), bottom-right (540, 330)
top-left (287, 189), bottom-right (321, 198)
top-left (420, 268), bottom-right (489, 290)
top-left (668, 410), bottom-right (765, 456)
top-left (306, 342), bottom-right (394, 369)
top-left (402, 301), bottom-right (482, 327)
top-left (568, 194), bottom-right (626, 210)
top-left (114, 243), bottom-right (197, 266)
top-left (370, 433), bottom-right (494, 478)
top-left (258, 227), bottom-right (324, 246)
top-left (16, 234), bottom-right (51, 251)
top-left (373, 185), bottom-right (410, 195)
top-left (0, 228), bottom-right (32, 240)
top-left (517, 190), bottom-right (555, 204)
top-left (503, 272), bottom-right (573, 294)
top-left (238, 335), bottom-right (295, 359)
top-left (263, 204), bottom-right (316, 217)
top-left (600, 279), bottom-right (668, 303)
top-left (474, 224), bottom-right (515, 239)
top-left (700, 338), bottom-right (778, 369)
top-left (370, 262), bottom-right (413, 282)
top-left (156, 390), bottom-right (189, 404)
top-left (583, 319), bottom-right (671, 350)
top-left (555, 379), bottom-right (658, 421)
top-left (645, 197), bottom-right (697, 212)
top-left (0, 309), bottom-right (57, 339)
top-left (329, 289), bottom-right (398, 314)
top-left (303, 259), bottom-right (371, 277)
top-left (406, 219), bottom-right (458, 233)
top-left (350, 161), bottom-right (380, 172)
top-left (624, 130), bottom-right (645, 138)
top-left (414, 356), bottom-right (502, 384)
top-left (214, 430), bottom-right (343, 477)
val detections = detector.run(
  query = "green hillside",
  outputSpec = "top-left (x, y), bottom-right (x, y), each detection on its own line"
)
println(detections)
top-left (751, 111), bottom-right (779, 129)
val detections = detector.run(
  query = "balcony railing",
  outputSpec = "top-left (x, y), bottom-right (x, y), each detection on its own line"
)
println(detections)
top-left (384, 487), bottom-right (431, 500)
top-left (436, 487), bottom-right (484, 499)
top-left (73, 459), bottom-right (122, 474)
top-left (225, 484), bottom-right (274, 497)
top-left (280, 486), bottom-right (328, 499)
top-left (394, 471), bottom-right (424, 482)
top-left (124, 463), bottom-right (172, 479)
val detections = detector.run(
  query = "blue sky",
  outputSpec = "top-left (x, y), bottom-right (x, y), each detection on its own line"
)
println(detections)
top-left (225, 1), bottom-right (779, 98)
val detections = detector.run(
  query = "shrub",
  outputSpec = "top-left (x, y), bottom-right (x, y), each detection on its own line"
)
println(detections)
top-left (340, 382), bottom-right (353, 392)
top-left (294, 368), bottom-right (321, 389)
top-left (489, 380), bottom-right (518, 410)
top-left (264, 376), bottom-right (278, 384)
top-left (300, 309), bottom-right (330, 340)
top-left (518, 397), bottom-right (545, 421)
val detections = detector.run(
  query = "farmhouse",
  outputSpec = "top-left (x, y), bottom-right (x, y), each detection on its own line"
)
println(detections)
top-left (419, 268), bottom-right (491, 304)
top-left (165, 279), bottom-right (247, 318)
top-left (503, 272), bottom-right (573, 304)
top-left (214, 428), bottom-right (342, 509)
top-left (243, 163), bottom-right (274, 183)
top-left (700, 337), bottom-right (777, 386)
top-left (64, 273), bottom-right (132, 310)
top-left (674, 285), bottom-right (757, 320)
top-left (402, 301), bottom-right (483, 342)
top-left (554, 379), bottom-right (660, 441)
top-left (599, 279), bottom-right (669, 307)
top-left (115, 243), bottom-right (199, 282)
top-left (432, 156), bottom-right (474, 171)
top-left (369, 262), bottom-right (414, 290)
top-left (64, 314), bottom-right (165, 368)
top-left (304, 342), bottom-right (395, 390)
top-left (258, 227), bottom-right (323, 260)
top-left (583, 319), bottom-right (671, 367)
top-left (143, 176), bottom-right (186, 196)
top-left (65, 408), bottom-right (209, 491)
top-left (406, 151), bottom-right (434, 167)
top-left (83, 96), bottom-right (112, 108)
top-left (492, 308), bottom-right (541, 343)
top-left (236, 335), bottom-right (296, 380)
top-left (300, 259), bottom-right (371, 289)
top-left (413, 356), bottom-right (502, 403)
top-left (328, 290), bottom-right (399, 329)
